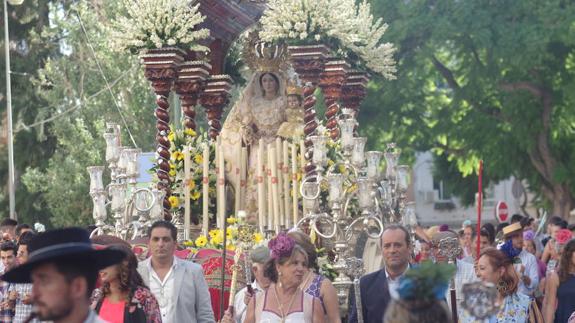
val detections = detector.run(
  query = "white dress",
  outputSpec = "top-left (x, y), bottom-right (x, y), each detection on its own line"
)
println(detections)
top-left (254, 289), bottom-right (314, 323)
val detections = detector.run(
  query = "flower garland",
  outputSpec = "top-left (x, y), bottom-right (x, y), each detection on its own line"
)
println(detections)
top-left (259, 0), bottom-right (396, 79)
top-left (109, 0), bottom-right (210, 54)
top-left (150, 126), bottom-right (216, 224)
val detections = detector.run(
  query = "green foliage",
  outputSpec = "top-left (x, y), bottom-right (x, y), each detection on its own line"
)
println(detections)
top-left (20, 1), bottom-right (156, 227)
top-left (361, 0), bottom-right (575, 215)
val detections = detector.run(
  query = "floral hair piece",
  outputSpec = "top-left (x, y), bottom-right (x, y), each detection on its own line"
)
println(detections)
top-left (556, 229), bottom-right (573, 245)
top-left (268, 233), bottom-right (296, 260)
top-left (523, 229), bottom-right (535, 241)
top-left (397, 261), bottom-right (455, 302)
top-left (499, 239), bottom-right (522, 263)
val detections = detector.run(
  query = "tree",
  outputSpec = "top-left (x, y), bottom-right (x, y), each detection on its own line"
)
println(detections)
top-left (21, 1), bottom-right (156, 227)
top-left (360, 0), bottom-right (575, 218)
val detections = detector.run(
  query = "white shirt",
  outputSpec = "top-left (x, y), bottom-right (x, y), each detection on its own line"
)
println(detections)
top-left (148, 257), bottom-right (177, 323)
top-left (385, 266), bottom-right (409, 300)
top-left (517, 249), bottom-right (539, 296)
top-left (233, 281), bottom-right (264, 323)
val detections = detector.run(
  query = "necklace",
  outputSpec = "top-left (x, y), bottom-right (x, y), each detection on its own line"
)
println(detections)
top-left (273, 284), bottom-right (299, 323)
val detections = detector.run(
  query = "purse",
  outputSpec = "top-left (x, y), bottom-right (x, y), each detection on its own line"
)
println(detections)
top-left (528, 299), bottom-right (544, 323)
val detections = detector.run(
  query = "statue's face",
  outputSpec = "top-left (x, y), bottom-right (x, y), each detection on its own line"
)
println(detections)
top-left (287, 95), bottom-right (301, 109)
top-left (261, 73), bottom-right (278, 95)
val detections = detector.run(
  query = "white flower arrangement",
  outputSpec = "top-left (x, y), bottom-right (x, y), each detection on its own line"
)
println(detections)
top-left (259, 0), bottom-right (396, 79)
top-left (109, 0), bottom-right (210, 54)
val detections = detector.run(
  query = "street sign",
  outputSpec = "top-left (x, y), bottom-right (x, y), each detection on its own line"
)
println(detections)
top-left (495, 201), bottom-right (509, 223)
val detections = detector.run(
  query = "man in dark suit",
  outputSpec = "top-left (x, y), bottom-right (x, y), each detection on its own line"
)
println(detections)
top-left (348, 224), bottom-right (412, 323)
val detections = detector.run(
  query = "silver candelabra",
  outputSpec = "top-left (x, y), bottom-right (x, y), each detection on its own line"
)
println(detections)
top-left (88, 123), bottom-right (164, 240)
top-left (296, 109), bottom-right (413, 318)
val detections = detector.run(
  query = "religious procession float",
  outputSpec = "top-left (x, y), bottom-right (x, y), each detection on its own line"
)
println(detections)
top-left (86, 0), bottom-right (415, 320)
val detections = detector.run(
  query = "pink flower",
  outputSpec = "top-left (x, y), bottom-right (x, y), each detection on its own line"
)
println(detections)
top-left (268, 233), bottom-right (295, 260)
top-left (556, 229), bottom-right (573, 245)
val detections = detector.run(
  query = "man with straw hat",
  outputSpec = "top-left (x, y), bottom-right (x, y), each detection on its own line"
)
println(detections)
top-left (1, 227), bottom-right (125, 323)
top-left (500, 222), bottom-right (539, 296)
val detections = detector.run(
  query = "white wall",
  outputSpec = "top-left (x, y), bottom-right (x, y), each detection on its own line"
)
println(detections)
top-left (411, 151), bottom-right (521, 227)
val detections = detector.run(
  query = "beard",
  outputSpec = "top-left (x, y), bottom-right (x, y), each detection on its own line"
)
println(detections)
top-left (35, 295), bottom-right (74, 321)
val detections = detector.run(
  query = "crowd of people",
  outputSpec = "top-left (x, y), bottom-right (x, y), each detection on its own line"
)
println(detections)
top-left (0, 213), bottom-right (573, 323)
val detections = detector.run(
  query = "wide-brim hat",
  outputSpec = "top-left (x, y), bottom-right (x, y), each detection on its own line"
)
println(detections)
top-left (2, 227), bottom-right (125, 283)
top-left (502, 222), bottom-right (523, 237)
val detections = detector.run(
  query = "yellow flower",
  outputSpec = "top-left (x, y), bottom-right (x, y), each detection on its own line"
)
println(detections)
top-left (226, 243), bottom-right (236, 251)
top-left (253, 232), bottom-right (263, 243)
top-left (184, 128), bottom-right (197, 137)
top-left (195, 235), bottom-right (208, 247)
top-left (188, 180), bottom-right (196, 190)
top-left (327, 160), bottom-right (335, 167)
top-left (168, 131), bottom-right (175, 142)
top-left (191, 190), bottom-right (201, 201)
top-left (338, 165), bottom-right (346, 174)
top-left (169, 169), bottom-right (177, 177)
top-left (182, 240), bottom-right (194, 247)
top-left (169, 163), bottom-right (176, 170)
top-left (209, 229), bottom-right (220, 238)
top-left (172, 151), bottom-right (184, 161)
top-left (168, 196), bottom-right (179, 208)
top-left (211, 231), bottom-right (224, 245)
top-left (226, 217), bottom-right (237, 225)
top-left (194, 154), bottom-right (203, 164)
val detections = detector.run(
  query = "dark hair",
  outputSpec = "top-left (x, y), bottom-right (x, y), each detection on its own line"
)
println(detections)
top-left (15, 224), bottom-right (31, 237)
top-left (263, 244), bottom-right (308, 283)
top-left (558, 239), bottom-right (575, 283)
top-left (259, 72), bottom-right (280, 95)
top-left (0, 218), bottom-right (17, 227)
top-left (479, 248), bottom-right (518, 297)
top-left (510, 214), bottom-right (524, 224)
top-left (496, 222), bottom-right (508, 234)
top-left (384, 299), bottom-right (452, 323)
top-left (148, 220), bottom-right (177, 241)
top-left (91, 234), bottom-right (132, 249)
top-left (54, 258), bottom-right (99, 298)
top-left (382, 224), bottom-right (411, 246)
top-left (481, 223), bottom-right (496, 244)
top-left (0, 241), bottom-right (17, 256)
top-left (548, 216), bottom-right (564, 226)
top-left (556, 220), bottom-right (568, 229)
top-left (479, 229), bottom-right (491, 241)
top-left (102, 244), bottom-right (147, 300)
top-left (288, 231), bottom-right (318, 271)
top-left (18, 232), bottom-right (35, 247)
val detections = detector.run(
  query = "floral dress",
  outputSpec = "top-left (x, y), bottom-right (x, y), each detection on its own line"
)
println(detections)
top-left (460, 292), bottom-right (530, 323)
top-left (92, 286), bottom-right (162, 323)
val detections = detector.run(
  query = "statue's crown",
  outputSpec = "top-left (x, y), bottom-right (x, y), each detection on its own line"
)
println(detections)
top-left (244, 30), bottom-right (287, 73)
top-left (286, 80), bottom-right (303, 96)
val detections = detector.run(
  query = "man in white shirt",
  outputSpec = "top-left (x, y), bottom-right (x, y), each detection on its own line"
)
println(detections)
top-left (138, 220), bottom-right (215, 323)
top-left (501, 222), bottom-right (539, 296)
top-left (430, 230), bottom-right (478, 316)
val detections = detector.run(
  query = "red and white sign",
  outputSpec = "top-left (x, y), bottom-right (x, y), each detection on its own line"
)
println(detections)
top-left (495, 201), bottom-right (509, 223)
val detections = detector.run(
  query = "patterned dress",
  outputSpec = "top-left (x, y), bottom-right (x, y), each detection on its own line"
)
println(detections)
top-left (92, 286), bottom-right (162, 323)
top-left (460, 292), bottom-right (530, 323)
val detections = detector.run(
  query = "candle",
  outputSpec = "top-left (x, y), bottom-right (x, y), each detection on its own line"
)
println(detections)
top-left (275, 138), bottom-right (284, 225)
top-left (257, 139), bottom-right (266, 229)
top-left (240, 146), bottom-right (247, 212)
top-left (234, 141), bottom-right (241, 215)
top-left (184, 144), bottom-right (191, 241)
top-left (218, 144), bottom-right (226, 229)
top-left (202, 143), bottom-right (209, 236)
top-left (282, 140), bottom-right (290, 228)
top-left (291, 143), bottom-right (298, 226)
top-left (267, 144), bottom-right (273, 229)
top-left (269, 146), bottom-right (280, 232)
top-left (299, 139), bottom-right (306, 172)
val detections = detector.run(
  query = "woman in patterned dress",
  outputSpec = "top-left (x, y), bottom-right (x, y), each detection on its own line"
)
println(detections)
top-left (91, 244), bottom-right (161, 323)
top-left (461, 248), bottom-right (530, 323)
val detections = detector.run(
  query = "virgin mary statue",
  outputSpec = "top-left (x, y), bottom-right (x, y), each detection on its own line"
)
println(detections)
top-left (220, 69), bottom-right (287, 218)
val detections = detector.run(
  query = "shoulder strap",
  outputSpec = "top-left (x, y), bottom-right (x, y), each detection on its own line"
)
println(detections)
top-left (302, 293), bottom-right (314, 322)
top-left (254, 289), bottom-right (266, 322)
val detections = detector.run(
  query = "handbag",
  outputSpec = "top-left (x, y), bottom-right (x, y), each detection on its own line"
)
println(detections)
top-left (528, 299), bottom-right (544, 323)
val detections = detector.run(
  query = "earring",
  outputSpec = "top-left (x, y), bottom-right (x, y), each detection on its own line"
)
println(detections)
top-left (278, 271), bottom-right (283, 288)
top-left (497, 279), bottom-right (508, 294)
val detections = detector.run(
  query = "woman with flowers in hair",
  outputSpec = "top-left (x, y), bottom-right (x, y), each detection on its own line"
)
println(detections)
top-left (543, 238), bottom-right (575, 323)
top-left (91, 244), bottom-right (161, 323)
top-left (461, 248), bottom-right (531, 322)
top-left (244, 233), bottom-right (323, 323)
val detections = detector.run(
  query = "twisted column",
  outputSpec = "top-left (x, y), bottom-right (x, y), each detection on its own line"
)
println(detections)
top-left (319, 59), bottom-right (349, 140)
top-left (288, 45), bottom-right (329, 177)
top-left (200, 75), bottom-right (233, 140)
top-left (341, 70), bottom-right (370, 117)
top-left (175, 61), bottom-right (211, 131)
top-left (141, 48), bottom-right (185, 220)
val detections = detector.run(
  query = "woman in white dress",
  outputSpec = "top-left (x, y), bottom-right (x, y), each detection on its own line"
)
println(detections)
top-left (244, 233), bottom-right (323, 323)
